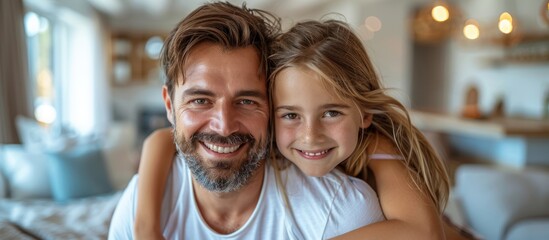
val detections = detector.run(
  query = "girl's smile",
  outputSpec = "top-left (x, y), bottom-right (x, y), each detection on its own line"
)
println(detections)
top-left (295, 148), bottom-right (334, 160)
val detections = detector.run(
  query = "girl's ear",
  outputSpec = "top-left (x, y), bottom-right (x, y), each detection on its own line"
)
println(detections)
top-left (361, 113), bottom-right (373, 129)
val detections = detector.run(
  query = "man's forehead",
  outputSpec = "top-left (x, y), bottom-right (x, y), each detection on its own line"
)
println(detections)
top-left (179, 43), bottom-right (264, 78)
top-left (172, 45), bottom-right (265, 90)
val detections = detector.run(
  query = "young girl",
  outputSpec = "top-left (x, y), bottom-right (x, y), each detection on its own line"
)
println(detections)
top-left (135, 20), bottom-right (452, 240)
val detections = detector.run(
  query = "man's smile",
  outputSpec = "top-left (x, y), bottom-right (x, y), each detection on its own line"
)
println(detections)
top-left (203, 142), bottom-right (243, 154)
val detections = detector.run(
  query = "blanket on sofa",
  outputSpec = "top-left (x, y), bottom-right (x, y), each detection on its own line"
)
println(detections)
top-left (0, 191), bottom-right (122, 240)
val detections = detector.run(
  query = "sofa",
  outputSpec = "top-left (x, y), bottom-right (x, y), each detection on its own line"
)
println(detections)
top-left (0, 121), bottom-right (138, 239)
top-left (449, 164), bottom-right (549, 240)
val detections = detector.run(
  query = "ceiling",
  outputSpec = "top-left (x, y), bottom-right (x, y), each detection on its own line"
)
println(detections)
top-left (43, 0), bottom-right (549, 34)
top-left (87, 0), bottom-right (360, 33)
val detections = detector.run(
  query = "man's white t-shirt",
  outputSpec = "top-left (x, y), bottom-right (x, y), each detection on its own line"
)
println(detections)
top-left (109, 156), bottom-right (384, 239)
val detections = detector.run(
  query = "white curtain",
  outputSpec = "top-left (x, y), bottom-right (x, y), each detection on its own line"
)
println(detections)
top-left (55, 6), bottom-right (111, 137)
top-left (0, 0), bottom-right (32, 144)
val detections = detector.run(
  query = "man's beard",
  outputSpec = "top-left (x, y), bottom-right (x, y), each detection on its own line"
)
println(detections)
top-left (173, 128), bottom-right (268, 193)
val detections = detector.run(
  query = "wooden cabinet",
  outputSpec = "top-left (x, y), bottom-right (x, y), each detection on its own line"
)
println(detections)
top-left (110, 33), bottom-right (166, 85)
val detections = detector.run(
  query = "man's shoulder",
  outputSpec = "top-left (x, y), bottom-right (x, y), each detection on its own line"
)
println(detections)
top-left (108, 176), bottom-right (138, 239)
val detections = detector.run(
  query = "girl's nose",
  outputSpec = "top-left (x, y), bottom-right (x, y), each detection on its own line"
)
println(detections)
top-left (300, 119), bottom-right (323, 144)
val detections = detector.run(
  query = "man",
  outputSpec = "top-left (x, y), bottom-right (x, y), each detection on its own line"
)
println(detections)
top-left (108, 2), bottom-right (383, 239)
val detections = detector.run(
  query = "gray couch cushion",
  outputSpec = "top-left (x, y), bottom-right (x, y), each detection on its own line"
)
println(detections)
top-left (455, 165), bottom-right (549, 240)
top-left (506, 218), bottom-right (549, 240)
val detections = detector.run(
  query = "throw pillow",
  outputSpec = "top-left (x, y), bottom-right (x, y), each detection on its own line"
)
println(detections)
top-left (15, 116), bottom-right (78, 153)
top-left (1, 145), bottom-right (52, 199)
top-left (15, 116), bottom-right (47, 152)
top-left (47, 145), bottom-right (113, 202)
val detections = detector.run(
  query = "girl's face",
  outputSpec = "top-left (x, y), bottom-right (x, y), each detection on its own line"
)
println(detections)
top-left (273, 66), bottom-right (371, 177)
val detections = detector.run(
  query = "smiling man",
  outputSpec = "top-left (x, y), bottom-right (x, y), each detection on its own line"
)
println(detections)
top-left (108, 2), bottom-right (383, 239)
top-left (170, 42), bottom-right (269, 196)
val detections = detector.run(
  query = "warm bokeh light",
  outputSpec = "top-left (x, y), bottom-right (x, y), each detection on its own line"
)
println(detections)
top-left (463, 19), bottom-right (480, 40)
top-left (498, 19), bottom-right (513, 34)
top-left (431, 5), bottom-right (449, 22)
top-left (498, 12), bottom-right (513, 34)
top-left (499, 12), bottom-right (513, 21)
top-left (364, 16), bottom-right (382, 32)
top-left (37, 69), bottom-right (53, 98)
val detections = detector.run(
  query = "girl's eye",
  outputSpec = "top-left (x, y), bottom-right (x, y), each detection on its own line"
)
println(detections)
top-left (282, 113), bottom-right (298, 119)
top-left (323, 111), bottom-right (341, 118)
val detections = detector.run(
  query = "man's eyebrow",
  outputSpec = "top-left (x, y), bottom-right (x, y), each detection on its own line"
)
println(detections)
top-left (235, 90), bottom-right (266, 99)
top-left (182, 88), bottom-right (215, 97)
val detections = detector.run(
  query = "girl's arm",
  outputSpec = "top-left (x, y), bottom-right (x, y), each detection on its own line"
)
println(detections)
top-left (332, 136), bottom-right (444, 240)
top-left (134, 128), bottom-right (176, 240)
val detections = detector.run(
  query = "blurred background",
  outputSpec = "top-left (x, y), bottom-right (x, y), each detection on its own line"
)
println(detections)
top-left (0, 0), bottom-right (548, 239)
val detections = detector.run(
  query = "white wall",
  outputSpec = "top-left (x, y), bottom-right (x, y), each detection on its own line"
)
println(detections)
top-left (353, 0), bottom-right (417, 106)
top-left (447, 0), bottom-right (549, 118)
top-left (448, 44), bottom-right (549, 118)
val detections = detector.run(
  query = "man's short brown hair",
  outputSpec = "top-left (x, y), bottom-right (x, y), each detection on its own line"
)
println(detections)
top-left (161, 1), bottom-right (280, 98)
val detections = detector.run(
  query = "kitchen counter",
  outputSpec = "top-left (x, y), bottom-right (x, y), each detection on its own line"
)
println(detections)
top-left (410, 110), bottom-right (549, 167)
top-left (411, 111), bottom-right (549, 138)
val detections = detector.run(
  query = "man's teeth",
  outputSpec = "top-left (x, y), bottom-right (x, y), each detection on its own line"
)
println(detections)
top-left (204, 143), bottom-right (240, 153)
top-left (303, 150), bottom-right (328, 156)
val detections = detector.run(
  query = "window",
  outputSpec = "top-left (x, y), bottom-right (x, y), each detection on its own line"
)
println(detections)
top-left (23, 1), bottom-right (109, 136)
top-left (24, 11), bottom-right (56, 125)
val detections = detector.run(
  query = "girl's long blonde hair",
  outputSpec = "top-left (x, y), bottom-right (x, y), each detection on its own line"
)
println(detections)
top-left (269, 19), bottom-right (450, 212)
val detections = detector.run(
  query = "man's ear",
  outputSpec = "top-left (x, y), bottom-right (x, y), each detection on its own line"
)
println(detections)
top-left (361, 113), bottom-right (373, 129)
top-left (162, 86), bottom-right (175, 125)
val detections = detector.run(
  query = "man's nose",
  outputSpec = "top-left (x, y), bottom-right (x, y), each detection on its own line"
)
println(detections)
top-left (210, 102), bottom-right (240, 136)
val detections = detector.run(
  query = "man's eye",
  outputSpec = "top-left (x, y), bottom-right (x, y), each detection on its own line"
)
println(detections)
top-left (239, 99), bottom-right (255, 105)
top-left (282, 113), bottom-right (298, 119)
top-left (323, 111), bottom-right (341, 118)
top-left (192, 99), bottom-right (208, 104)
